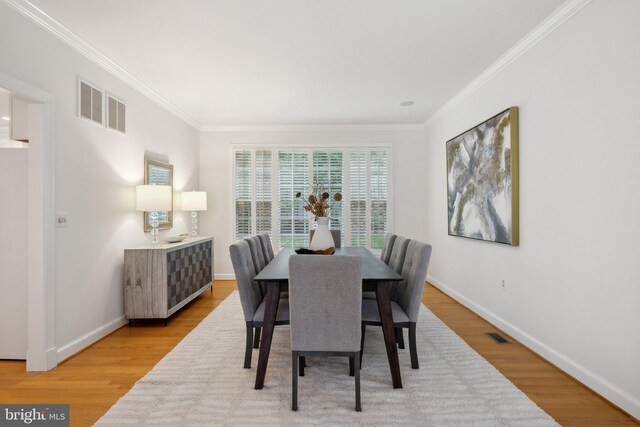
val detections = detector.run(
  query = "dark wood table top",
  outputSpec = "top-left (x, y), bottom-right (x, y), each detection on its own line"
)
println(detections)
top-left (254, 247), bottom-right (403, 283)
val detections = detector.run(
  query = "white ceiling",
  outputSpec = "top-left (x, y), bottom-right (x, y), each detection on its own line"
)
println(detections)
top-left (29, 0), bottom-right (564, 126)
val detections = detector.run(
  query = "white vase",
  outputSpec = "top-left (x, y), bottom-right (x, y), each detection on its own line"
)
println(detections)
top-left (309, 217), bottom-right (335, 251)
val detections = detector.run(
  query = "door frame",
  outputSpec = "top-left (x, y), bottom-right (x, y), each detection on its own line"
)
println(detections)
top-left (0, 71), bottom-right (56, 371)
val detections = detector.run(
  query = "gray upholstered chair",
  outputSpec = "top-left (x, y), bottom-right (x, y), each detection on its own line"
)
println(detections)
top-left (289, 255), bottom-right (362, 412)
top-left (363, 233), bottom-right (398, 301)
top-left (380, 233), bottom-right (397, 264)
top-left (258, 233), bottom-right (275, 262)
top-left (229, 240), bottom-right (289, 369)
top-left (245, 236), bottom-right (267, 273)
top-left (361, 239), bottom-right (432, 369)
top-left (387, 235), bottom-right (409, 274)
top-left (309, 229), bottom-right (341, 248)
top-left (245, 236), bottom-right (269, 301)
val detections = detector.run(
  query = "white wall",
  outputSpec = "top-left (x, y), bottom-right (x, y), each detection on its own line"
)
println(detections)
top-left (422, 0), bottom-right (640, 418)
top-left (0, 148), bottom-right (28, 358)
top-left (199, 127), bottom-right (427, 278)
top-left (0, 4), bottom-right (200, 361)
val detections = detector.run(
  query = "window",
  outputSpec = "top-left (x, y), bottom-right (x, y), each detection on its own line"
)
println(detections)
top-left (233, 146), bottom-right (391, 253)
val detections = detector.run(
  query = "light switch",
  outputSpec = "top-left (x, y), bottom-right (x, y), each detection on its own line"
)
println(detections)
top-left (56, 212), bottom-right (69, 228)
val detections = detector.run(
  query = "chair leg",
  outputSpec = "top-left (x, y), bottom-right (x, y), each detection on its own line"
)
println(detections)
top-left (359, 324), bottom-right (366, 368)
top-left (354, 351), bottom-right (362, 412)
top-left (349, 356), bottom-right (355, 376)
top-left (292, 351), bottom-right (298, 411)
top-left (299, 356), bottom-right (305, 376)
top-left (396, 327), bottom-right (405, 349)
top-left (253, 327), bottom-right (261, 349)
top-left (244, 322), bottom-right (253, 369)
top-left (409, 322), bottom-right (419, 369)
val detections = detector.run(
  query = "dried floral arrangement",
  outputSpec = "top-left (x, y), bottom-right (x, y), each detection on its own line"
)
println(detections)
top-left (296, 181), bottom-right (342, 220)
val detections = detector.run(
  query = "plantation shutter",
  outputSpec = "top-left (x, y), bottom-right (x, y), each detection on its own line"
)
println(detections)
top-left (234, 150), bottom-right (252, 240)
top-left (255, 150), bottom-right (272, 235)
top-left (278, 151), bottom-right (310, 249)
top-left (370, 150), bottom-right (388, 250)
top-left (349, 151), bottom-right (368, 247)
top-left (312, 150), bottom-right (344, 232)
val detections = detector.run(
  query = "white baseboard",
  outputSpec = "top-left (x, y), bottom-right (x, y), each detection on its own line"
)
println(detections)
top-left (56, 316), bottom-right (128, 363)
top-left (45, 347), bottom-right (57, 370)
top-left (215, 273), bottom-right (235, 280)
top-left (427, 275), bottom-right (640, 421)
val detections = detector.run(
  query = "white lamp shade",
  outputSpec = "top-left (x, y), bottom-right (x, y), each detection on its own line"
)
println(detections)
top-left (181, 191), bottom-right (207, 211)
top-left (136, 185), bottom-right (172, 211)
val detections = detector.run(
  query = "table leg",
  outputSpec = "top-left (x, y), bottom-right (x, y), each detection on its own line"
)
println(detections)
top-left (255, 283), bottom-right (280, 389)
top-left (376, 282), bottom-right (403, 389)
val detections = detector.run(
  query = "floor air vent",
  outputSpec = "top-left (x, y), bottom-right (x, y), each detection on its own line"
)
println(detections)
top-left (486, 332), bottom-right (510, 344)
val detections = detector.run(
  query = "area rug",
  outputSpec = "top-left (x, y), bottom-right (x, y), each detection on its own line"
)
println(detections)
top-left (96, 292), bottom-right (558, 426)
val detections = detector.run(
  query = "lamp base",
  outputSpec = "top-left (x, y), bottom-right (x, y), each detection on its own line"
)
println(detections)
top-left (190, 211), bottom-right (198, 237)
top-left (150, 211), bottom-right (160, 245)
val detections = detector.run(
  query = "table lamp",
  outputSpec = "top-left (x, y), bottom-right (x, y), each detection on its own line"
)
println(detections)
top-left (136, 184), bottom-right (172, 245)
top-left (181, 191), bottom-right (207, 237)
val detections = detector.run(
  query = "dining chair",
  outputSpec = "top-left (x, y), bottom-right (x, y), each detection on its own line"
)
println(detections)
top-left (361, 239), bottom-right (432, 369)
top-left (245, 236), bottom-right (267, 273)
top-left (229, 240), bottom-right (289, 369)
top-left (387, 235), bottom-right (410, 274)
top-left (258, 233), bottom-right (275, 262)
top-left (363, 233), bottom-right (398, 301)
top-left (380, 233), bottom-right (397, 264)
top-left (289, 255), bottom-right (362, 411)
top-left (309, 229), bottom-right (341, 248)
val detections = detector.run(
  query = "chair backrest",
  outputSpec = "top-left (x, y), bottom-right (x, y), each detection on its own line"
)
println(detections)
top-left (395, 240), bottom-right (432, 322)
top-left (229, 241), bottom-right (263, 322)
top-left (380, 233), bottom-right (397, 264)
top-left (309, 229), bottom-right (341, 248)
top-left (245, 236), bottom-right (266, 274)
top-left (388, 236), bottom-right (409, 274)
top-left (289, 255), bottom-right (361, 352)
top-left (258, 233), bottom-right (275, 262)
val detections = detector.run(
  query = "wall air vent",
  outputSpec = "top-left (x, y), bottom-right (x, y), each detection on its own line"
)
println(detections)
top-left (107, 94), bottom-right (126, 134)
top-left (78, 79), bottom-right (103, 125)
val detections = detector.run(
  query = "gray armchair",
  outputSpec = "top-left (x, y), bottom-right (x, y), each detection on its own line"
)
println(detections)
top-left (229, 240), bottom-right (289, 369)
top-left (309, 229), bottom-right (341, 248)
top-left (361, 239), bottom-right (432, 369)
top-left (288, 255), bottom-right (362, 411)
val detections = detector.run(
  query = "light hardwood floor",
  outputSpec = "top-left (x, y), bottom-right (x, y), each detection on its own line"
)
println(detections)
top-left (0, 281), bottom-right (637, 426)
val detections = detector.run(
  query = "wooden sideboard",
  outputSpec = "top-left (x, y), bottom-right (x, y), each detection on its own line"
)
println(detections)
top-left (124, 236), bottom-right (214, 324)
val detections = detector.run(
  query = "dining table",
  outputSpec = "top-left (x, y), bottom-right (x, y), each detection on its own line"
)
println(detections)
top-left (253, 247), bottom-right (404, 390)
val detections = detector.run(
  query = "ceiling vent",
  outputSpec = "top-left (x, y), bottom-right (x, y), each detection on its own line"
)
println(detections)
top-left (107, 94), bottom-right (126, 134)
top-left (78, 79), bottom-right (103, 125)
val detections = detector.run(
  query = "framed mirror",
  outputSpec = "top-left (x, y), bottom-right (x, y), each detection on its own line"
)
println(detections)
top-left (144, 158), bottom-right (174, 231)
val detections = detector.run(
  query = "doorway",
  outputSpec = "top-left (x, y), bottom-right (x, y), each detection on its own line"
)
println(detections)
top-left (0, 88), bottom-right (29, 359)
top-left (0, 72), bottom-right (55, 371)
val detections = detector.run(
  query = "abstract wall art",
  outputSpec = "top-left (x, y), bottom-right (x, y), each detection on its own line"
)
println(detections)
top-left (446, 107), bottom-right (519, 245)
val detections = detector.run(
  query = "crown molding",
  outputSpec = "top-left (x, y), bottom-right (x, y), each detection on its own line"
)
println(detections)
top-left (424, 0), bottom-right (593, 128)
top-left (201, 123), bottom-right (426, 133)
top-left (1, 0), bottom-right (201, 130)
